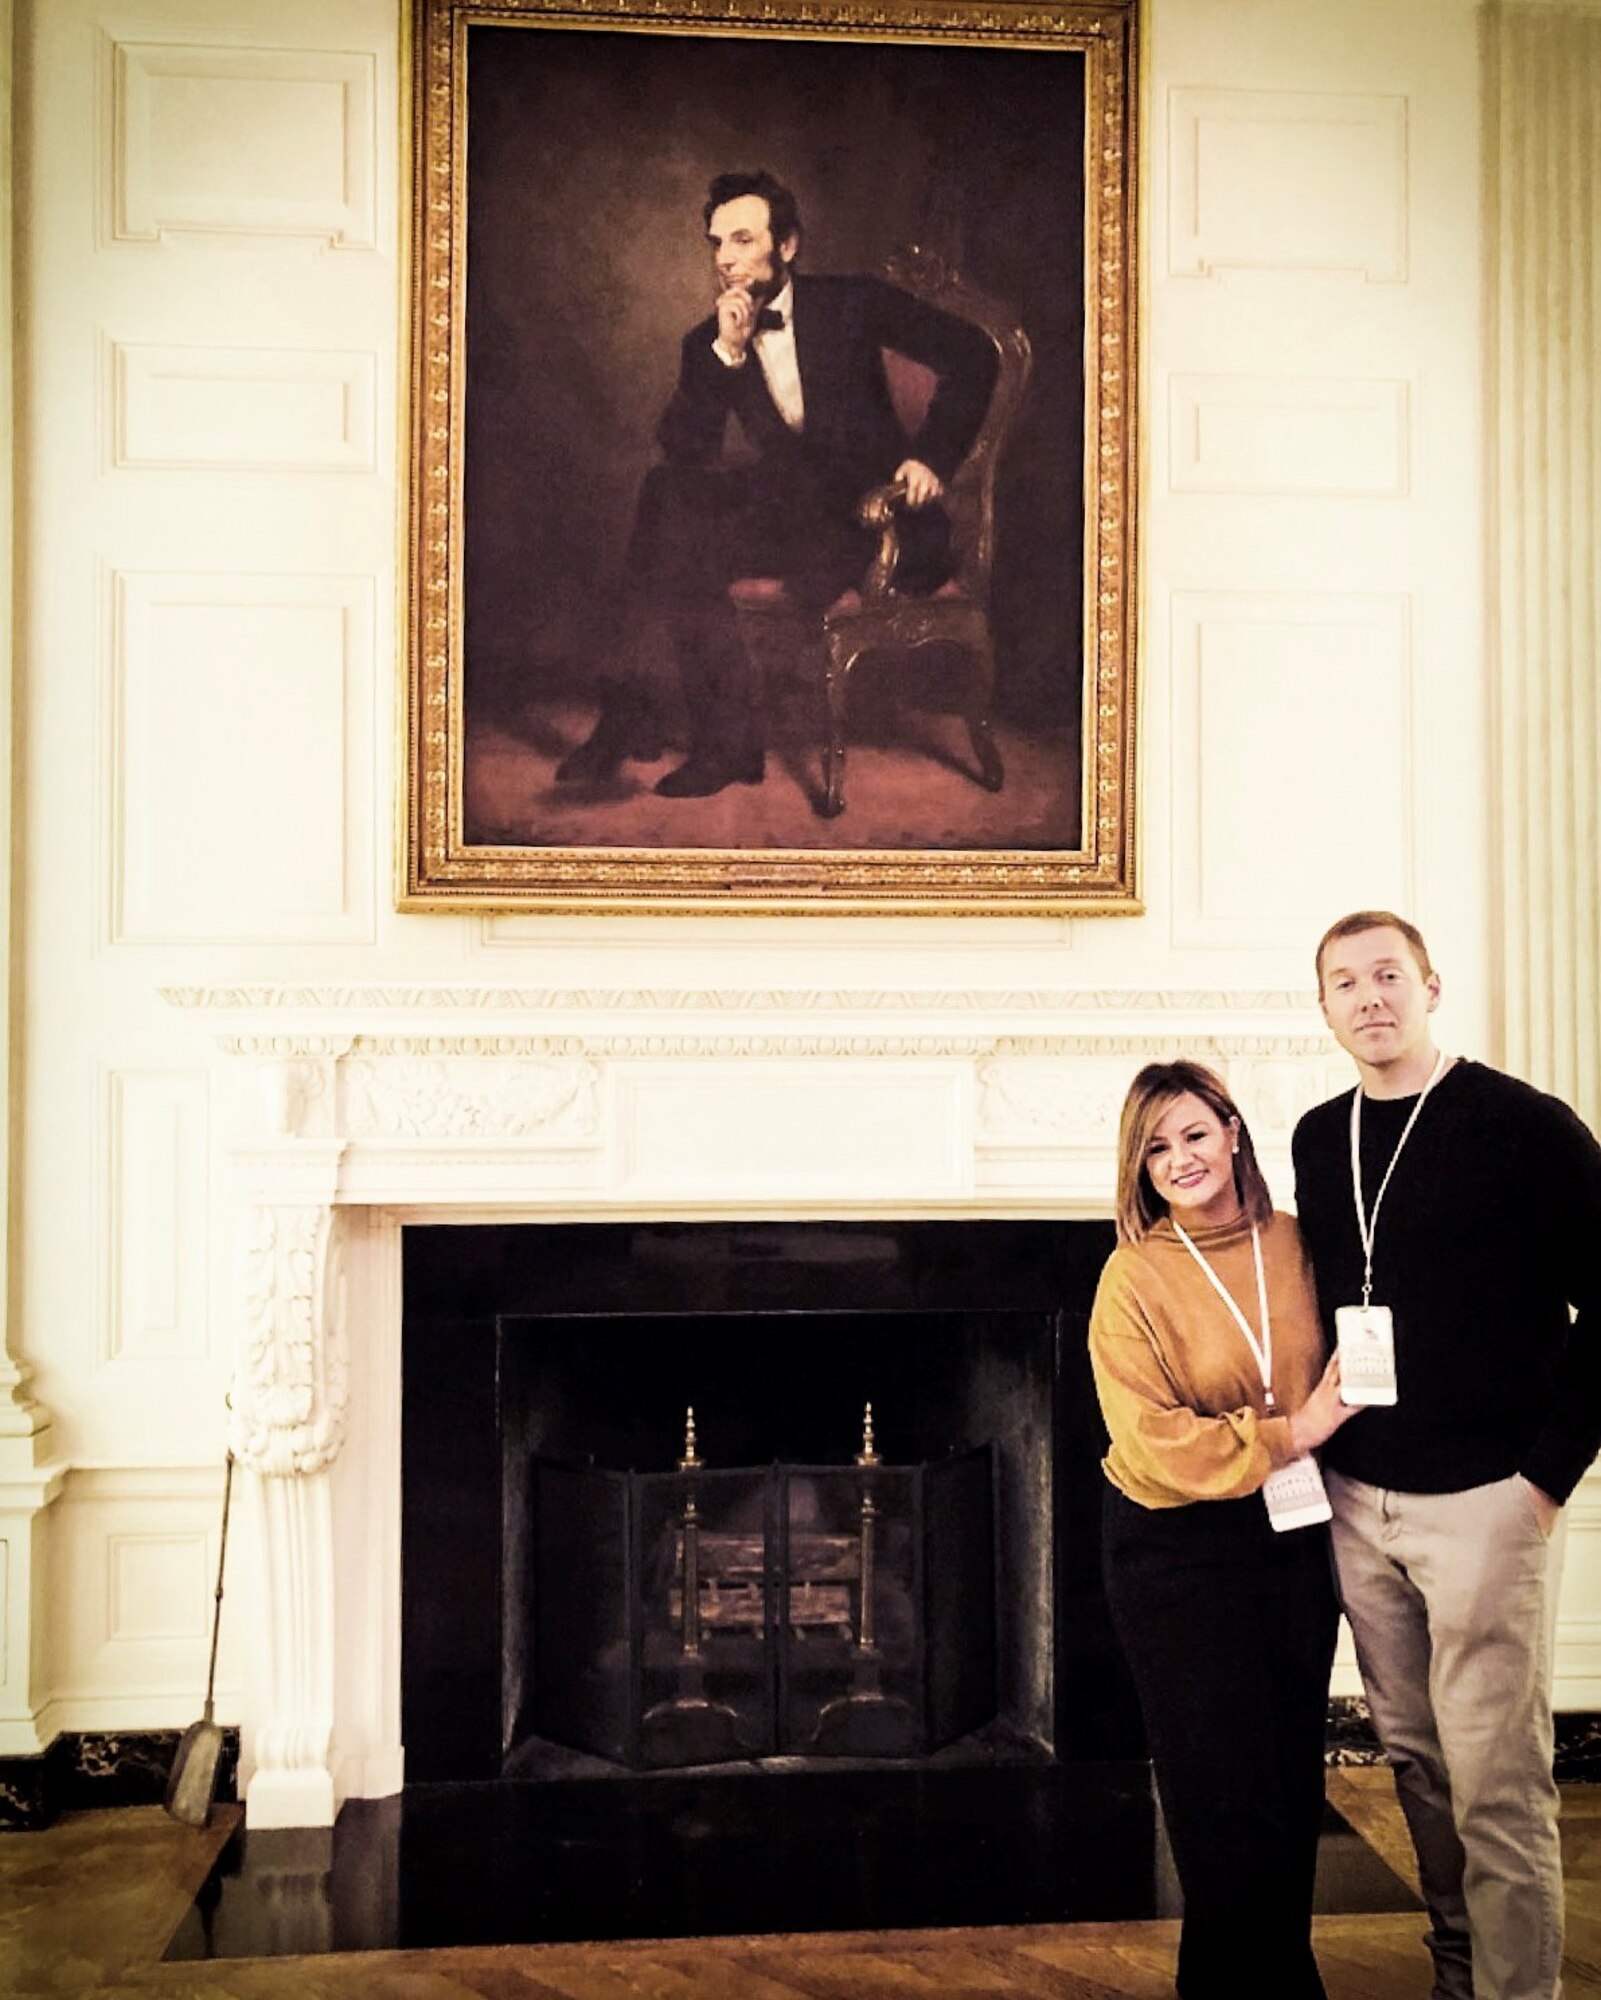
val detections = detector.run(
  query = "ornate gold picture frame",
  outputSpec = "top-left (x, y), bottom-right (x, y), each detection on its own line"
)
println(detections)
top-left (404, 0), bottom-right (1138, 913)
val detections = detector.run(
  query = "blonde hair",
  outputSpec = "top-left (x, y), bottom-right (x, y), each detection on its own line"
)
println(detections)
top-left (1114, 1060), bottom-right (1273, 1246)
top-left (1315, 909), bottom-right (1433, 992)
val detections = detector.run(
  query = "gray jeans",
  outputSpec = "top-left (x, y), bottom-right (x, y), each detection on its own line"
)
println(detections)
top-left (1327, 1470), bottom-right (1565, 2000)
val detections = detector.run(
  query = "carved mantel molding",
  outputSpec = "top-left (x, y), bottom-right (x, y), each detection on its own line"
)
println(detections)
top-left (165, 982), bottom-right (1318, 1016)
top-left (176, 984), bottom-right (1342, 1179)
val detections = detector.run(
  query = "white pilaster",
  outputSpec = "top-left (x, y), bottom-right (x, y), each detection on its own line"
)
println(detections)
top-left (1489, 0), bottom-right (1601, 1127)
top-left (0, 1369), bottom-right (65, 1756)
top-left (0, 0), bottom-right (66, 1763)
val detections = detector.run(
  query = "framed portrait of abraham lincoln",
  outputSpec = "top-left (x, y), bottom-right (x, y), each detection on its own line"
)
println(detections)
top-left (405, 0), bottom-right (1139, 914)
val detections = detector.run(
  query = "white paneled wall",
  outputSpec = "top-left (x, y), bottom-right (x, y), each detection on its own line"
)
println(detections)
top-left (5, 0), bottom-right (1597, 1792)
top-left (1166, 87), bottom-right (1410, 282)
top-left (1168, 373), bottom-right (1411, 498)
top-left (109, 42), bottom-right (378, 249)
top-left (42, 1464), bottom-right (235, 1734)
top-left (101, 1068), bottom-right (210, 1365)
top-left (4, 0), bottom-right (401, 1753)
top-left (1168, 589), bottom-right (1414, 944)
top-left (110, 570), bottom-right (374, 943)
top-left (1141, 0), bottom-right (1488, 1011)
top-left (112, 341), bottom-right (379, 474)
top-left (14, 0), bottom-right (398, 1453)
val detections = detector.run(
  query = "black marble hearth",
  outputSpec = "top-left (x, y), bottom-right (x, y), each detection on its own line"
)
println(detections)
top-left (162, 1768), bottom-right (1420, 1960)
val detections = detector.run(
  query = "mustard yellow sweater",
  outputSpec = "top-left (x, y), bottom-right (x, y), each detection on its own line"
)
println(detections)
top-left (1089, 1209), bottom-right (1328, 1509)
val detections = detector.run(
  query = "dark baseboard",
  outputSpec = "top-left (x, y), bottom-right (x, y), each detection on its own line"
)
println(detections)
top-left (0, 1728), bottom-right (239, 1831)
top-left (1551, 1712), bottom-right (1601, 1782)
top-left (1326, 1694), bottom-right (1386, 1765)
top-left (5, 1706), bottom-right (1599, 1830)
top-left (1326, 1697), bottom-right (1601, 1782)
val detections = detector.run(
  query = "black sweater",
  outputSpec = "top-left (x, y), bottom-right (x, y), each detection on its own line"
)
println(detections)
top-left (1292, 1059), bottom-right (1601, 1502)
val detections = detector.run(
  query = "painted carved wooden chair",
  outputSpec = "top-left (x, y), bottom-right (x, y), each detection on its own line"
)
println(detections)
top-left (730, 246), bottom-right (1032, 819)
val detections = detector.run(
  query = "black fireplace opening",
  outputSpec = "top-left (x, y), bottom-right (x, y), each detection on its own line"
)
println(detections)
top-left (400, 1220), bottom-right (1134, 1787)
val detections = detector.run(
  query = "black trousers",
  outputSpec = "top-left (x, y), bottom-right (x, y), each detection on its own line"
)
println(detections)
top-left (627, 459), bottom-right (955, 609)
top-left (1102, 1484), bottom-right (1340, 2000)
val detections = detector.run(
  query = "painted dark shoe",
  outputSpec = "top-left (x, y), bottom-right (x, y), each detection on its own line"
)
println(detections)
top-left (554, 713), bottom-right (663, 783)
top-left (653, 750), bottom-right (765, 799)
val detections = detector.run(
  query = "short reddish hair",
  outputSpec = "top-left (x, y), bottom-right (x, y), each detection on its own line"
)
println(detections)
top-left (1315, 910), bottom-right (1434, 993)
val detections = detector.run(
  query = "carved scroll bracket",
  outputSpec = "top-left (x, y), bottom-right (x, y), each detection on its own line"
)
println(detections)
top-left (227, 1150), bottom-right (348, 1479)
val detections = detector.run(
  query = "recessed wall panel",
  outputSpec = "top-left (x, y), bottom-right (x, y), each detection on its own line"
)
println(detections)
top-left (108, 1533), bottom-right (209, 1642)
top-left (47, 1470), bottom-right (237, 1719)
top-left (1171, 592), bottom-right (1413, 947)
top-left (112, 571), bottom-right (372, 943)
top-left (1169, 375), bottom-right (1409, 495)
top-left (112, 42), bottom-right (376, 247)
top-left (113, 342), bottom-right (378, 471)
top-left (105, 1070), bottom-right (209, 1365)
top-left (1169, 88), bottom-right (1407, 280)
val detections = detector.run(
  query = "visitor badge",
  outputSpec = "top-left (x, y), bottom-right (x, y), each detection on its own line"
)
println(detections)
top-left (1262, 1454), bottom-right (1333, 1532)
top-left (1336, 1304), bottom-right (1398, 1406)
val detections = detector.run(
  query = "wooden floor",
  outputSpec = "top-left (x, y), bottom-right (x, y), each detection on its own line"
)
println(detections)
top-left (6, 1771), bottom-right (1601, 1998)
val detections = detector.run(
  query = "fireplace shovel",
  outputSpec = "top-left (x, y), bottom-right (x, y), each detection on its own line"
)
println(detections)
top-left (164, 1449), bottom-right (234, 1827)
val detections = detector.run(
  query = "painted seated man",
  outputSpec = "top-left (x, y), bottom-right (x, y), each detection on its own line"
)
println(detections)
top-left (557, 169), bottom-right (1000, 799)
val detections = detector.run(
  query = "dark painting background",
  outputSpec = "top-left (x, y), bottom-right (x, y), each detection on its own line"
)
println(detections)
top-left (461, 25), bottom-right (1086, 848)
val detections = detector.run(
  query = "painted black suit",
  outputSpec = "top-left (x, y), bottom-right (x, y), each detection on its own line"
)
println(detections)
top-left (625, 272), bottom-right (1000, 780)
top-left (655, 273), bottom-right (997, 552)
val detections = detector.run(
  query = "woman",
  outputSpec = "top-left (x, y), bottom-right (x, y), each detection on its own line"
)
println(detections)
top-left (1091, 1060), bottom-right (1356, 2000)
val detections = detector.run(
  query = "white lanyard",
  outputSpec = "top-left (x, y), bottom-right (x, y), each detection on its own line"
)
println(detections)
top-left (1171, 1221), bottom-right (1276, 1408)
top-left (1348, 1050), bottom-right (1448, 1305)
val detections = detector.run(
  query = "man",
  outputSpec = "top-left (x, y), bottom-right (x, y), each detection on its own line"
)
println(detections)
top-left (557, 170), bottom-right (999, 799)
top-left (1292, 910), bottom-right (1601, 2000)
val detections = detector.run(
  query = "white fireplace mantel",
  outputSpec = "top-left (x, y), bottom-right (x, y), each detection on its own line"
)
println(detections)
top-left (167, 982), bottom-right (1342, 1826)
top-left (171, 978), bottom-right (1342, 1208)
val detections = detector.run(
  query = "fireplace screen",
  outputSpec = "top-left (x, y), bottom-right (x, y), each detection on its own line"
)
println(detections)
top-left (530, 1443), bottom-right (996, 1768)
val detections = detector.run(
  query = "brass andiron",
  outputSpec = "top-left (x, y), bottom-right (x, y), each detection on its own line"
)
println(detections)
top-left (529, 1404), bottom-right (1000, 1769)
top-left (856, 1401), bottom-right (879, 1655)
top-left (679, 1405), bottom-right (703, 1658)
top-left (640, 1405), bottom-right (744, 1765)
top-left (811, 1400), bottom-right (918, 1755)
